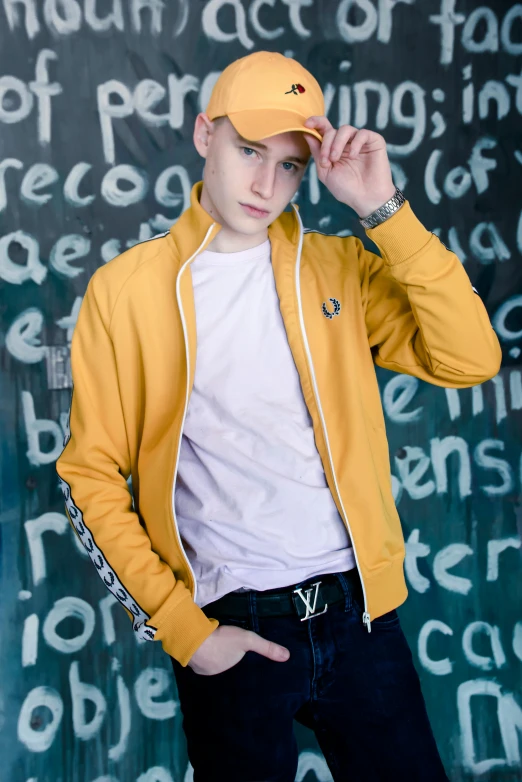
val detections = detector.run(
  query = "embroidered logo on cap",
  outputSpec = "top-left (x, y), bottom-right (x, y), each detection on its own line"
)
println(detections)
top-left (322, 298), bottom-right (341, 319)
top-left (285, 83), bottom-right (305, 95)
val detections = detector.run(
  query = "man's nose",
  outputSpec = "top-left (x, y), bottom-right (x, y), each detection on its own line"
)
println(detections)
top-left (252, 165), bottom-right (276, 200)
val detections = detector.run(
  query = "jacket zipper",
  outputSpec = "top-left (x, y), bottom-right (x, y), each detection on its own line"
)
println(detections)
top-left (292, 205), bottom-right (371, 633)
top-left (172, 224), bottom-right (217, 605)
top-left (171, 217), bottom-right (371, 631)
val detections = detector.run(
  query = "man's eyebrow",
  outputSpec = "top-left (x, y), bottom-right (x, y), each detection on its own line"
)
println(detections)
top-left (235, 133), bottom-right (309, 165)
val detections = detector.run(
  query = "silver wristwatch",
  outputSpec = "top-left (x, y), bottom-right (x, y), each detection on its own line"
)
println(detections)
top-left (359, 187), bottom-right (406, 229)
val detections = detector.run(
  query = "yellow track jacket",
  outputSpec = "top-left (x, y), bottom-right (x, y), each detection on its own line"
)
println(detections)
top-left (55, 180), bottom-right (502, 667)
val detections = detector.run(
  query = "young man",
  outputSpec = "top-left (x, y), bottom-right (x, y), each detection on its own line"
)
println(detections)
top-left (56, 51), bottom-right (501, 780)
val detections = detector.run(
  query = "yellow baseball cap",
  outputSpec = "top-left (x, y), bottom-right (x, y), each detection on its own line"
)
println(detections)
top-left (205, 51), bottom-right (324, 143)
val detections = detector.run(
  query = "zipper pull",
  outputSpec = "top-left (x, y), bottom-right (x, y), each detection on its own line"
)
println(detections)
top-left (362, 612), bottom-right (371, 633)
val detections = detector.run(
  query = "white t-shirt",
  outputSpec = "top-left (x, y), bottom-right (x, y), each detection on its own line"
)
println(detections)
top-left (175, 237), bottom-right (355, 608)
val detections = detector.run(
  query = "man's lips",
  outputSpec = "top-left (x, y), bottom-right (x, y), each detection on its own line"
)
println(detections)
top-left (240, 203), bottom-right (270, 217)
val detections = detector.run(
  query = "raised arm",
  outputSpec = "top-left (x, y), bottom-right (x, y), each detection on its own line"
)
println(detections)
top-left (357, 200), bottom-right (502, 387)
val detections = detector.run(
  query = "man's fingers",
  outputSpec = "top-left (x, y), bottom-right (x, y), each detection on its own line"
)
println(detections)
top-left (306, 120), bottom-right (381, 163)
top-left (305, 118), bottom-right (381, 169)
top-left (304, 133), bottom-right (321, 160)
top-left (330, 125), bottom-right (359, 160)
top-left (305, 115), bottom-right (333, 134)
top-left (318, 128), bottom-right (337, 166)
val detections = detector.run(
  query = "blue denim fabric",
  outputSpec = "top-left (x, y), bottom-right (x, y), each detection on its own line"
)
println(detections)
top-left (170, 570), bottom-right (450, 782)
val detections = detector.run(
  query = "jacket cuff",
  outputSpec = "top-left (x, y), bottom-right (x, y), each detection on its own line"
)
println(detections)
top-left (364, 200), bottom-right (434, 266)
top-left (151, 593), bottom-right (220, 667)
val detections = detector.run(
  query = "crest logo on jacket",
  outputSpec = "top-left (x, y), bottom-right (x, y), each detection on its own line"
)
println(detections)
top-left (322, 297), bottom-right (341, 319)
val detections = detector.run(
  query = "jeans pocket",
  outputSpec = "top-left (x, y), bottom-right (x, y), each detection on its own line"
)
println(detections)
top-left (370, 607), bottom-right (400, 625)
top-left (182, 624), bottom-right (251, 680)
top-left (213, 614), bottom-right (250, 631)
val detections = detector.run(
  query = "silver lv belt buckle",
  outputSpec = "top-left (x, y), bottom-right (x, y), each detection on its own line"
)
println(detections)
top-left (293, 580), bottom-right (328, 621)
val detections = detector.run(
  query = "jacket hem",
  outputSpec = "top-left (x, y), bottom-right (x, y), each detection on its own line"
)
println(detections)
top-left (363, 554), bottom-right (408, 620)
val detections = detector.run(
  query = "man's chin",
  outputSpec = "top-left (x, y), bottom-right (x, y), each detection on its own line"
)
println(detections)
top-left (223, 215), bottom-right (269, 235)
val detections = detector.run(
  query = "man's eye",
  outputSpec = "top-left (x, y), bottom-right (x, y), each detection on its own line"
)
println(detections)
top-left (282, 162), bottom-right (296, 172)
top-left (242, 147), bottom-right (256, 157)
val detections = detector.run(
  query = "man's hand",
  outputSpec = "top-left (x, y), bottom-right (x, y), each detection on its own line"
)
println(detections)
top-left (187, 624), bottom-right (291, 676)
top-left (303, 116), bottom-right (396, 218)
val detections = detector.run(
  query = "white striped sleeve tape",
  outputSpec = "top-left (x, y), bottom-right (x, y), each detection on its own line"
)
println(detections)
top-left (57, 474), bottom-right (157, 642)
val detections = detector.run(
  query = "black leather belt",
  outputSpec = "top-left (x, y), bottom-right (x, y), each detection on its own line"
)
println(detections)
top-left (203, 568), bottom-right (359, 622)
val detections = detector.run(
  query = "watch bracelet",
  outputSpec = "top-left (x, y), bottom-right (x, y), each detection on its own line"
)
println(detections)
top-left (358, 187), bottom-right (406, 229)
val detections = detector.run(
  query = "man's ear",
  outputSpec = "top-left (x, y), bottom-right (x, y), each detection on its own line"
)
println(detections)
top-left (193, 113), bottom-right (215, 159)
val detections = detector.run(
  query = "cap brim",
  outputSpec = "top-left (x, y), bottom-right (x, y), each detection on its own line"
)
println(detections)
top-left (226, 109), bottom-right (323, 143)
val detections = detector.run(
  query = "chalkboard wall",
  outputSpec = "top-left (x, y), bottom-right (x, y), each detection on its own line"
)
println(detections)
top-left (1, 1), bottom-right (521, 780)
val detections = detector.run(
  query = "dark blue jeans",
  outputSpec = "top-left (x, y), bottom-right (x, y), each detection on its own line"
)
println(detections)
top-left (170, 570), bottom-right (450, 782)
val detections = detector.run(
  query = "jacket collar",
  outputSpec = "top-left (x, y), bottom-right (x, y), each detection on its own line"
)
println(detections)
top-left (168, 180), bottom-right (302, 266)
